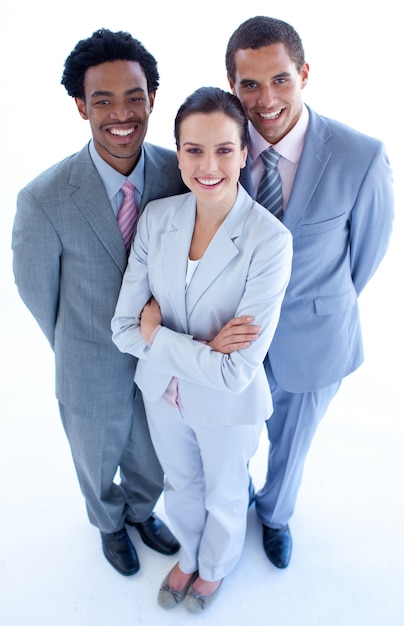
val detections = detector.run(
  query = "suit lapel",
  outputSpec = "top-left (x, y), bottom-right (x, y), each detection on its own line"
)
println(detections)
top-left (141, 143), bottom-right (175, 213)
top-left (160, 194), bottom-right (195, 332)
top-left (185, 186), bottom-right (251, 318)
top-left (185, 228), bottom-right (239, 319)
top-left (282, 109), bottom-right (332, 231)
top-left (68, 143), bottom-right (182, 275)
top-left (239, 157), bottom-right (253, 196)
top-left (69, 146), bottom-right (127, 272)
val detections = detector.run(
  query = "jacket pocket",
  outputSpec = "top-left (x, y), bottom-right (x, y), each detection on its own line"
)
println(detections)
top-left (300, 213), bottom-right (346, 236)
top-left (314, 289), bottom-right (356, 315)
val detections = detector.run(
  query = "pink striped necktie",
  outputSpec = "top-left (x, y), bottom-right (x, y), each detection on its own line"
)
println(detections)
top-left (118, 180), bottom-right (137, 253)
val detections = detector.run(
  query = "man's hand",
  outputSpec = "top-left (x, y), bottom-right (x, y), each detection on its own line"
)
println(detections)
top-left (140, 296), bottom-right (162, 343)
top-left (207, 316), bottom-right (260, 354)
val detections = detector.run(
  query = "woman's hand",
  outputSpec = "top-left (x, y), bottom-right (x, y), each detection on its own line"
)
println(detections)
top-left (207, 316), bottom-right (260, 354)
top-left (140, 296), bottom-right (162, 344)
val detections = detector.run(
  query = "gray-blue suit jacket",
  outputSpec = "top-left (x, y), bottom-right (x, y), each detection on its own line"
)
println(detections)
top-left (12, 142), bottom-right (188, 418)
top-left (240, 106), bottom-right (394, 393)
top-left (112, 185), bottom-right (293, 426)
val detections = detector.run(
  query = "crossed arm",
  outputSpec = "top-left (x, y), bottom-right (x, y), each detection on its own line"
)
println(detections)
top-left (140, 297), bottom-right (259, 354)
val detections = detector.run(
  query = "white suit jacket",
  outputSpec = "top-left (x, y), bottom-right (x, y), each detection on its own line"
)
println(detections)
top-left (112, 184), bottom-right (292, 426)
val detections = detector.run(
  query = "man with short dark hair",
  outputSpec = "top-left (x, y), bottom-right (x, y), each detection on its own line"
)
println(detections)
top-left (225, 16), bottom-right (394, 569)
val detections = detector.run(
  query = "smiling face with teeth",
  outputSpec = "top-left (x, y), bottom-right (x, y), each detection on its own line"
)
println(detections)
top-left (75, 60), bottom-right (155, 175)
top-left (177, 111), bottom-right (247, 215)
top-left (228, 43), bottom-right (309, 145)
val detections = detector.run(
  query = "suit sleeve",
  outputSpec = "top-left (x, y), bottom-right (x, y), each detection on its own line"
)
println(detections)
top-left (349, 140), bottom-right (394, 295)
top-left (149, 230), bottom-right (291, 393)
top-left (111, 206), bottom-right (160, 359)
top-left (12, 188), bottom-right (62, 348)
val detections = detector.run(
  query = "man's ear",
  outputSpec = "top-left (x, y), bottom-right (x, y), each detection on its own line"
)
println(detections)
top-left (300, 62), bottom-right (310, 90)
top-left (75, 97), bottom-right (88, 120)
top-left (148, 90), bottom-right (157, 112)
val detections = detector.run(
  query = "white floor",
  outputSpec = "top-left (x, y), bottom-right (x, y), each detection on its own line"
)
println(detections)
top-left (1, 208), bottom-right (403, 626)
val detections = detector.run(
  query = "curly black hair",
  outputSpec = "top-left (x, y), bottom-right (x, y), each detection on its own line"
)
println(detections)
top-left (61, 28), bottom-right (159, 99)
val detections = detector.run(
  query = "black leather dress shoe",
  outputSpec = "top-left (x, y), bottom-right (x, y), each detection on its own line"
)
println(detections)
top-left (126, 513), bottom-right (180, 555)
top-left (262, 523), bottom-right (292, 569)
top-left (101, 528), bottom-right (140, 576)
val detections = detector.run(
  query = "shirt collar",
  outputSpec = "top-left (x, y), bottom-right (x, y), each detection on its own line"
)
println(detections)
top-left (248, 104), bottom-right (309, 165)
top-left (89, 139), bottom-right (145, 200)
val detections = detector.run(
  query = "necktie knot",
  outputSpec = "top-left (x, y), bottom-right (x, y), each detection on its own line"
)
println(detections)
top-left (121, 180), bottom-right (135, 200)
top-left (118, 180), bottom-right (137, 253)
top-left (261, 147), bottom-right (280, 170)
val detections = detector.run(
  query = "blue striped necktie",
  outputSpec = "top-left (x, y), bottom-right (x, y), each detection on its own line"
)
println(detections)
top-left (257, 148), bottom-right (283, 220)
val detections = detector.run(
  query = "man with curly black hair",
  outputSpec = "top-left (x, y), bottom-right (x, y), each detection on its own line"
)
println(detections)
top-left (12, 29), bottom-right (187, 576)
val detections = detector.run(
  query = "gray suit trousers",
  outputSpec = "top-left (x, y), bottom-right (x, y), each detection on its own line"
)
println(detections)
top-left (58, 386), bottom-right (163, 533)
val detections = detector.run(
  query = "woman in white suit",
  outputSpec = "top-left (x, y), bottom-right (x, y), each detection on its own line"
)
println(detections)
top-left (112, 87), bottom-right (292, 613)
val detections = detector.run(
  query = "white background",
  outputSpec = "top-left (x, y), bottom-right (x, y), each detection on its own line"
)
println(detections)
top-left (1, 1), bottom-right (403, 624)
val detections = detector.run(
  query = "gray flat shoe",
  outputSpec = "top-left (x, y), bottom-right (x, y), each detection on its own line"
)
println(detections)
top-left (157, 565), bottom-right (198, 609)
top-left (184, 579), bottom-right (223, 613)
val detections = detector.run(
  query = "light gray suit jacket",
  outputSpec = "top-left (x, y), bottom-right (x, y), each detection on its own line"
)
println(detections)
top-left (12, 142), bottom-right (188, 419)
top-left (240, 106), bottom-right (394, 393)
top-left (112, 184), bottom-right (293, 426)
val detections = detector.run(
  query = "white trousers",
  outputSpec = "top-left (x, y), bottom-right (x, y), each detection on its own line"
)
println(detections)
top-left (143, 395), bottom-right (262, 581)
